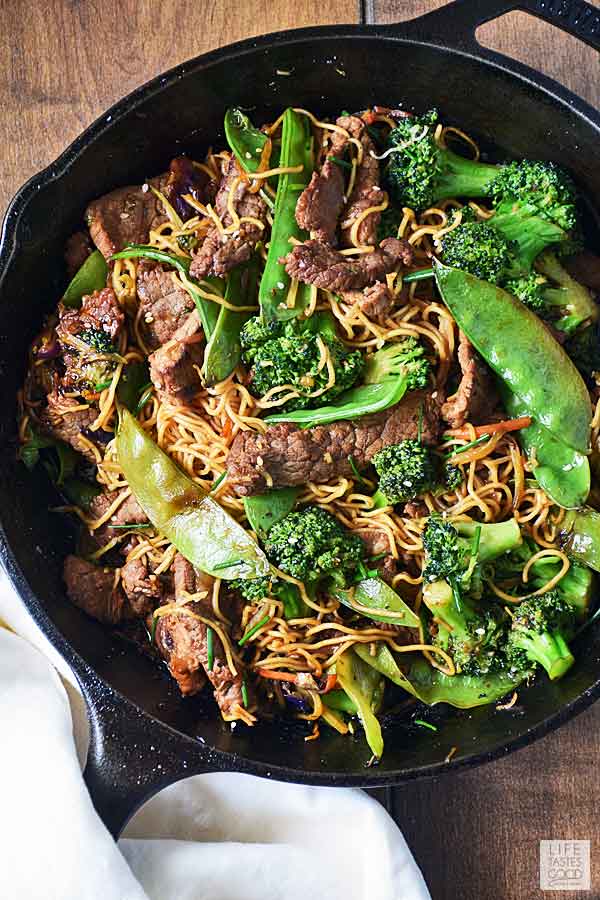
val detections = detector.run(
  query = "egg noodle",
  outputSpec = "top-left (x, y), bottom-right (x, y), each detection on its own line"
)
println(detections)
top-left (20, 108), bottom-right (571, 725)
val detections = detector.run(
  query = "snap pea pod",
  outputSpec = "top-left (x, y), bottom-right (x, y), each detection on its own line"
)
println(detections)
top-left (355, 644), bottom-right (527, 709)
top-left (335, 578), bottom-right (421, 628)
top-left (434, 262), bottom-right (592, 453)
top-left (560, 507), bottom-right (600, 573)
top-left (62, 250), bottom-right (108, 308)
top-left (110, 245), bottom-right (223, 339)
top-left (265, 377), bottom-right (408, 427)
top-left (502, 388), bottom-right (590, 508)
top-left (243, 486), bottom-right (300, 539)
top-left (224, 108), bottom-right (270, 174)
top-left (203, 256), bottom-right (259, 386)
top-left (334, 648), bottom-right (384, 758)
top-left (259, 108), bottom-right (314, 321)
top-left (116, 408), bottom-right (269, 579)
top-left (116, 361), bottom-right (151, 413)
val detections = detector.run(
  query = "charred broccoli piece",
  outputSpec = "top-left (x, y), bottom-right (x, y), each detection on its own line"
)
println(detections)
top-left (264, 505), bottom-right (365, 591)
top-left (240, 313), bottom-right (363, 413)
top-left (79, 328), bottom-right (117, 354)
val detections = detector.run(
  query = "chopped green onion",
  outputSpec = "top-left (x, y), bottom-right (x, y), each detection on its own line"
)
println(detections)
top-left (210, 471), bottom-right (227, 493)
top-left (207, 627), bottom-right (214, 670)
top-left (414, 718), bottom-right (438, 732)
top-left (109, 522), bottom-right (153, 531)
top-left (150, 614), bottom-right (158, 645)
top-left (347, 455), bottom-right (367, 485)
top-left (212, 558), bottom-right (244, 571)
top-left (95, 379), bottom-right (113, 392)
top-left (330, 155), bottom-right (352, 170)
top-left (135, 384), bottom-right (154, 414)
top-left (402, 269), bottom-right (435, 284)
top-left (238, 614), bottom-right (271, 647)
top-left (369, 552), bottom-right (387, 563)
top-left (241, 678), bottom-right (249, 708)
top-left (443, 433), bottom-right (490, 459)
top-left (471, 524), bottom-right (482, 558)
top-left (417, 402), bottom-right (424, 443)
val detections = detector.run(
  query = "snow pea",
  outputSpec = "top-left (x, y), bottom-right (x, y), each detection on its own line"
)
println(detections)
top-left (502, 388), bottom-right (590, 508)
top-left (243, 486), bottom-right (300, 539)
top-left (560, 506), bottom-right (600, 573)
top-left (203, 256), bottom-right (259, 386)
top-left (116, 408), bottom-right (269, 579)
top-left (110, 245), bottom-right (223, 339)
top-left (62, 250), bottom-right (108, 308)
top-left (335, 577), bottom-right (421, 628)
top-left (224, 108), bottom-right (269, 174)
top-left (334, 648), bottom-right (384, 758)
top-left (355, 644), bottom-right (527, 709)
top-left (259, 108), bottom-right (314, 321)
top-left (265, 377), bottom-right (408, 427)
top-left (116, 361), bottom-right (150, 413)
top-left (434, 262), bottom-right (592, 453)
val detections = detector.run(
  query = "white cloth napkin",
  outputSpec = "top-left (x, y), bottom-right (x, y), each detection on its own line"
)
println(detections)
top-left (0, 570), bottom-right (430, 900)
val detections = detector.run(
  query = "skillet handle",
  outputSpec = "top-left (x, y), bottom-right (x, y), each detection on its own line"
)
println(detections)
top-left (80, 675), bottom-right (214, 839)
top-left (393, 0), bottom-right (600, 54)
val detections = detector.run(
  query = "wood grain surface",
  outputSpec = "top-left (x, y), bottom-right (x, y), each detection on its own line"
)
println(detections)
top-left (2, 2), bottom-right (600, 899)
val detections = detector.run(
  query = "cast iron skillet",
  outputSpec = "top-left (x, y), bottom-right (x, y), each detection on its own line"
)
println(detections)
top-left (2, 0), bottom-right (600, 838)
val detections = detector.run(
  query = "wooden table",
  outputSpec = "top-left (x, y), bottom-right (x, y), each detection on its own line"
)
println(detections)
top-left (2, 2), bottom-right (599, 897)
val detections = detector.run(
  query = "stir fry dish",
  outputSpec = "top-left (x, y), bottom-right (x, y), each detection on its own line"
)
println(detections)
top-left (19, 106), bottom-right (600, 760)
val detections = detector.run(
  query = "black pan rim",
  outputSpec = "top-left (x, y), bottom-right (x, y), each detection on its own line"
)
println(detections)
top-left (2, 18), bottom-right (600, 785)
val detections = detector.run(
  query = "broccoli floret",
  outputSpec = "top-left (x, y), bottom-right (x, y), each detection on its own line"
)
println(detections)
top-left (264, 505), bottom-right (365, 590)
top-left (385, 110), bottom-right (500, 211)
top-left (240, 314), bottom-right (363, 413)
top-left (177, 233), bottom-right (198, 253)
top-left (363, 336), bottom-right (430, 391)
top-left (79, 328), bottom-right (117, 354)
top-left (372, 440), bottom-right (438, 503)
top-left (503, 273), bottom-right (549, 313)
top-left (506, 590), bottom-right (576, 680)
top-left (423, 516), bottom-right (522, 590)
top-left (564, 322), bottom-right (600, 381)
top-left (443, 461), bottom-right (464, 491)
top-left (231, 574), bottom-right (306, 618)
top-left (376, 206), bottom-right (402, 242)
top-left (441, 221), bottom-right (513, 284)
top-left (489, 160), bottom-right (578, 234)
top-left (424, 579), bottom-right (508, 676)
top-left (506, 253), bottom-right (598, 333)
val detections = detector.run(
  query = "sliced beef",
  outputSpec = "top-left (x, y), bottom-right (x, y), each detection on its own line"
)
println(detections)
top-left (295, 160), bottom-right (345, 244)
top-left (341, 282), bottom-right (394, 323)
top-left (228, 389), bottom-right (441, 496)
top-left (148, 311), bottom-right (203, 401)
top-left (190, 155), bottom-right (267, 279)
top-left (64, 231), bottom-right (93, 278)
top-left (283, 237), bottom-right (412, 293)
top-left (40, 393), bottom-right (99, 461)
top-left (403, 499), bottom-right (429, 519)
top-left (57, 287), bottom-right (124, 344)
top-left (89, 490), bottom-right (147, 527)
top-left (155, 554), bottom-right (245, 716)
top-left (358, 528), bottom-right (398, 585)
top-left (339, 123), bottom-right (383, 248)
top-left (564, 251), bottom-right (600, 293)
top-left (164, 156), bottom-right (217, 222)
top-left (85, 176), bottom-right (167, 259)
top-left (120, 557), bottom-right (164, 617)
top-left (63, 555), bottom-right (132, 625)
top-left (136, 262), bottom-right (195, 349)
top-left (442, 332), bottom-right (498, 429)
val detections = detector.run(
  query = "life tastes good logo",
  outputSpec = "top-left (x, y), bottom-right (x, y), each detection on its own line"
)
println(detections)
top-left (540, 840), bottom-right (591, 891)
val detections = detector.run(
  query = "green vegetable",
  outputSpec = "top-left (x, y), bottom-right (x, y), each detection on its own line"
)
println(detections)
top-left (224, 108), bottom-right (269, 174)
top-left (372, 440), bottom-right (438, 503)
top-left (207, 627), bottom-right (214, 670)
top-left (240, 312), bottom-right (364, 412)
top-left (259, 108), bottom-right (314, 320)
top-left (489, 159), bottom-right (579, 234)
top-left (334, 577), bottom-right (420, 628)
top-left (60, 477), bottom-right (102, 508)
top-left (243, 487), bottom-right (300, 539)
top-left (564, 322), bottom-right (600, 382)
top-left (505, 590), bottom-right (576, 681)
top-left (62, 250), bottom-right (108, 308)
top-left (363, 337), bottom-right (430, 391)
top-left (560, 507), bottom-right (600, 573)
top-left (434, 263), bottom-right (592, 453)
top-left (116, 408), bottom-right (269, 579)
top-left (79, 328), bottom-right (116, 354)
top-left (334, 648), bottom-right (384, 758)
top-left (116, 361), bottom-right (151, 413)
top-left (238, 614), bottom-right (271, 646)
top-left (402, 656), bottom-right (528, 708)
top-left (322, 690), bottom-right (358, 714)
top-left (203, 258), bottom-right (258, 386)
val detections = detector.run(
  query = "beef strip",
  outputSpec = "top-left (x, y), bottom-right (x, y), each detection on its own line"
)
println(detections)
top-left (228, 389), bottom-right (442, 496)
top-left (57, 287), bottom-right (124, 344)
top-left (85, 175), bottom-right (167, 259)
top-left (341, 282), bottom-right (394, 324)
top-left (64, 231), bottom-right (93, 278)
top-left (40, 393), bottom-right (99, 461)
top-left (441, 332), bottom-right (498, 429)
top-left (120, 557), bottom-right (164, 617)
top-left (148, 310), bottom-right (203, 401)
top-left (136, 261), bottom-right (195, 349)
top-left (190, 155), bottom-right (267, 279)
top-left (295, 160), bottom-right (345, 244)
top-left (338, 120), bottom-right (384, 248)
top-left (564, 251), bottom-right (600, 293)
top-left (155, 554), bottom-right (245, 715)
top-left (358, 528), bottom-right (398, 585)
top-left (283, 237), bottom-right (413, 293)
top-left (63, 555), bottom-right (132, 625)
top-left (164, 156), bottom-right (217, 222)
top-left (87, 490), bottom-right (148, 547)
top-left (403, 499), bottom-right (429, 519)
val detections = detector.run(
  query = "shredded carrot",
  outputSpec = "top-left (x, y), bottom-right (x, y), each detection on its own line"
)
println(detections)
top-left (258, 668), bottom-right (298, 683)
top-left (321, 674), bottom-right (338, 694)
top-left (222, 417), bottom-right (233, 441)
top-left (445, 416), bottom-right (531, 440)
